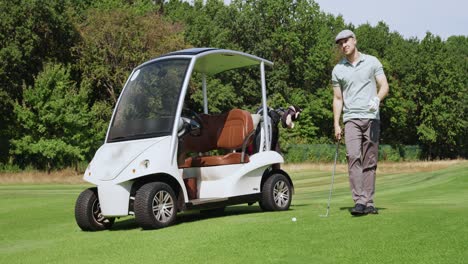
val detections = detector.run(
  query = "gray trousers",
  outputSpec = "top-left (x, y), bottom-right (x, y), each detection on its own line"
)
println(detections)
top-left (344, 119), bottom-right (380, 207)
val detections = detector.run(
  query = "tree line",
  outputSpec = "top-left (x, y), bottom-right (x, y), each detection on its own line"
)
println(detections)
top-left (0, 0), bottom-right (466, 171)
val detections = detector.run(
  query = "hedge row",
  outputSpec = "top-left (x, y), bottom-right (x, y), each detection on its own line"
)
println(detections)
top-left (283, 144), bottom-right (422, 163)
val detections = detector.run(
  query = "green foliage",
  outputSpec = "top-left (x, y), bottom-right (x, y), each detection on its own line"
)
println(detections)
top-left (0, 162), bottom-right (23, 173)
top-left (283, 144), bottom-right (421, 163)
top-left (0, 0), bottom-right (77, 98)
top-left (0, 0), bottom-right (466, 170)
top-left (0, 0), bottom-right (78, 163)
top-left (412, 34), bottom-right (467, 158)
top-left (283, 144), bottom-right (342, 163)
top-left (0, 90), bottom-right (14, 162)
top-left (189, 74), bottom-right (244, 113)
top-left (378, 145), bottom-right (422, 162)
top-left (11, 63), bottom-right (95, 171)
top-left (166, 0), bottom-right (342, 142)
top-left (74, 4), bottom-right (186, 103)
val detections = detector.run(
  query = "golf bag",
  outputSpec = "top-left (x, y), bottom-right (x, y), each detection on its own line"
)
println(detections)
top-left (252, 105), bottom-right (302, 154)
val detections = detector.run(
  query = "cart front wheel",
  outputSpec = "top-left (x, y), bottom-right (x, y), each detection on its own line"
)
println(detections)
top-left (75, 188), bottom-right (115, 231)
top-left (134, 182), bottom-right (177, 230)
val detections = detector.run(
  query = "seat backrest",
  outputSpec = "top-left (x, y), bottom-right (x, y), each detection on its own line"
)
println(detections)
top-left (182, 109), bottom-right (254, 153)
top-left (217, 109), bottom-right (254, 149)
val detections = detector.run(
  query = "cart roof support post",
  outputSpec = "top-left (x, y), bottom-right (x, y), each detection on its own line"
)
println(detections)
top-left (170, 57), bottom-right (197, 166)
top-left (260, 61), bottom-right (270, 151)
top-left (202, 73), bottom-right (208, 114)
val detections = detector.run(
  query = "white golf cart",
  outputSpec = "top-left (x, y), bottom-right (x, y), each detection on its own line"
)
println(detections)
top-left (75, 48), bottom-right (294, 231)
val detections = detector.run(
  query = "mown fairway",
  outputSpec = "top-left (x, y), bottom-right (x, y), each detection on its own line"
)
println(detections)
top-left (1, 161), bottom-right (467, 264)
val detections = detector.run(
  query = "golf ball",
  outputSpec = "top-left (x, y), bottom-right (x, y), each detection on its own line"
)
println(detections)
top-left (292, 217), bottom-right (297, 222)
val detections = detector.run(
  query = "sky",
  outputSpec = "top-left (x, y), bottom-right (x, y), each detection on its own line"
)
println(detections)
top-left (221, 0), bottom-right (468, 40)
top-left (313, 0), bottom-right (467, 40)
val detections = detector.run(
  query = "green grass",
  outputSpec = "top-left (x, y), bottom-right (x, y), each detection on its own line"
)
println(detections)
top-left (1, 162), bottom-right (467, 264)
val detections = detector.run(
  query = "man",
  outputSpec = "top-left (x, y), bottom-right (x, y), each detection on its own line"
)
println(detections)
top-left (332, 30), bottom-right (389, 216)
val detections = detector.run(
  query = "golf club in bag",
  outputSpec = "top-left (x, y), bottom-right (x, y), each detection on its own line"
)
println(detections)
top-left (253, 105), bottom-right (302, 154)
top-left (320, 140), bottom-right (340, 217)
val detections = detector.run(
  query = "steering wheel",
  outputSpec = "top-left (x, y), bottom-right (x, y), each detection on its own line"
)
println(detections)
top-left (181, 108), bottom-right (204, 129)
top-left (178, 108), bottom-right (203, 137)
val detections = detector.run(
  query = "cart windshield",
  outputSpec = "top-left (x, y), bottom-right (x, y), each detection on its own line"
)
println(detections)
top-left (107, 59), bottom-right (190, 142)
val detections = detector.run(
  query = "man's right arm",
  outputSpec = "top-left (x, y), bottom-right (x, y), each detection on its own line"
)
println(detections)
top-left (333, 86), bottom-right (343, 140)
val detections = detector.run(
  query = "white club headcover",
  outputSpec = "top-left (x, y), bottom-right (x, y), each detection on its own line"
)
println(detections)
top-left (286, 114), bottom-right (294, 129)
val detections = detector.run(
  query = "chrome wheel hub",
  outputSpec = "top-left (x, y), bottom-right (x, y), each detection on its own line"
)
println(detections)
top-left (273, 180), bottom-right (290, 207)
top-left (152, 190), bottom-right (174, 223)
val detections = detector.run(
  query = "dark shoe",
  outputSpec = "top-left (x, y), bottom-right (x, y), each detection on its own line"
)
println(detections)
top-left (350, 204), bottom-right (367, 216)
top-left (365, 206), bottom-right (379, 214)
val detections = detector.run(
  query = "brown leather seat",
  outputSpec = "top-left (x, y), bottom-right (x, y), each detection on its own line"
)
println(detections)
top-left (180, 109), bottom-right (254, 168)
top-left (182, 152), bottom-right (250, 167)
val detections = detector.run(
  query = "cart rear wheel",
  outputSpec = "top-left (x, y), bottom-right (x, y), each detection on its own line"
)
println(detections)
top-left (75, 188), bottom-right (115, 231)
top-left (260, 174), bottom-right (292, 211)
top-left (134, 182), bottom-right (177, 230)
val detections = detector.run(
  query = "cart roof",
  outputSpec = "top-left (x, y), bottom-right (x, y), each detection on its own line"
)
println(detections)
top-left (155, 48), bottom-right (273, 75)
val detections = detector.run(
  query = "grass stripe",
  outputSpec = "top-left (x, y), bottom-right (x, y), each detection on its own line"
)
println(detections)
top-left (0, 161), bottom-right (466, 263)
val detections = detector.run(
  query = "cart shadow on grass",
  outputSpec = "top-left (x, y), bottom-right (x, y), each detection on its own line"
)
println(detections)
top-left (110, 205), bottom-right (297, 231)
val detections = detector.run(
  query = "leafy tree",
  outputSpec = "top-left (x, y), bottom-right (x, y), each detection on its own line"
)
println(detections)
top-left (167, 0), bottom-right (345, 143)
top-left (413, 34), bottom-right (467, 158)
top-left (11, 63), bottom-right (95, 172)
top-left (2, 0), bottom-right (466, 168)
top-left (69, 3), bottom-right (188, 161)
top-left (0, 0), bottom-right (77, 99)
top-left (0, 0), bottom-right (78, 163)
top-left (445, 36), bottom-right (468, 157)
top-left (74, 5), bottom-right (186, 104)
top-left (0, 91), bottom-right (13, 162)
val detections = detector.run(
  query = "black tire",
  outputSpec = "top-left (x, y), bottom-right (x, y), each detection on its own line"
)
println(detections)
top-left (134, 182), bottom-right (178, 230)
top-left (260, 173), bottom-right (292, 211)
top-left (75, 188), bottom-right (115, 231)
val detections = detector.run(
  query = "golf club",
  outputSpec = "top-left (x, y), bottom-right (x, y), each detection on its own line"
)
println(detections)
top-left (319, 140), bottom-right (340, 217)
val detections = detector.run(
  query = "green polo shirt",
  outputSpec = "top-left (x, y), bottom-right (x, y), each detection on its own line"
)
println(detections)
top-left (332, 53), bottom-right (384, 122)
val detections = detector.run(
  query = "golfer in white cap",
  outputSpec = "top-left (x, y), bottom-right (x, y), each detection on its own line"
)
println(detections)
top-left (331, 29), bottom-right (389, 216)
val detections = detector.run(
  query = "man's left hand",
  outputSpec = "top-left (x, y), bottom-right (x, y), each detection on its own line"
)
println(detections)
top-left (368, 97), bottom-right (380, 112)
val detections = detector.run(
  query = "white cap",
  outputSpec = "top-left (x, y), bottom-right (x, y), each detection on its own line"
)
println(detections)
top-left (335, 29), bottom-right (356, 43)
